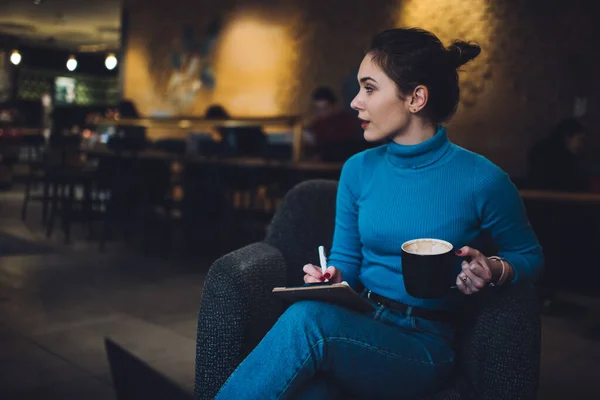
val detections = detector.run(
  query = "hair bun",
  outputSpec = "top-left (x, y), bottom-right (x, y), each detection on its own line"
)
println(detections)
top-left (447, 40), bottom-right (481, 68)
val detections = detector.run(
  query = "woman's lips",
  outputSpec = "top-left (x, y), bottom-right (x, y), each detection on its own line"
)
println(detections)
top-left (361, 121), bottom-right (370, 129)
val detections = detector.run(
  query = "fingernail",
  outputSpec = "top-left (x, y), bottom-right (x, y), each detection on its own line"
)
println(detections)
top-left (323, 273), bottom-right (331, 280)
top-left (455, 250), bottom-right (463, 255)
top-left (319, 276), bottom-right (326, 282)
top-left (469, 264), bottom-right (476, 271)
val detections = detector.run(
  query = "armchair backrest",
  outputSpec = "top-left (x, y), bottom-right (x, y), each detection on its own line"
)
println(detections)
top-left (265, 179), bottom-right (338, 286)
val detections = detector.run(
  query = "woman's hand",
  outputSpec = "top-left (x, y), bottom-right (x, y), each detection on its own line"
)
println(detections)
top-left (303, 264), bottom-right (343, 284)
top-left (455, 246), bottom-right (493, 295)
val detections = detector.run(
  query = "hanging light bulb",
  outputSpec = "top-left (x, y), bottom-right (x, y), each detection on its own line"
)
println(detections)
top-left (105, 53), bottom-right (117, 70)
top-left (66, 55), bottom-right (77, 71)
top-left (10, 50), bottom-right (21, 66)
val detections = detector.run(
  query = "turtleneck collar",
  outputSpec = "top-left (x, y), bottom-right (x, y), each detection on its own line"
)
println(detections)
top-left (386, 126), bottom-right (451, 170)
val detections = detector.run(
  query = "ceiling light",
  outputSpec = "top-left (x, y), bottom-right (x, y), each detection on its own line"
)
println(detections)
top-left (10, 50), bottom-right (21, 66)
top-left (105, 54), bottom-right (117, 70)
top-left (66, 55), bottom-right (77, 71)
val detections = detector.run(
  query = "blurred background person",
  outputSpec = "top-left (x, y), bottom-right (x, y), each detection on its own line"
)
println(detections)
top-left (303, 86), bottom-right (364, 162)
top-left (105, 99), bottom-right (148, 152)
top-left (527, 118), bottom-right (592, 313)
top-left (528, 118), bottom-right (588, 192)
top-left (204, 104), bottom-right (266, 158)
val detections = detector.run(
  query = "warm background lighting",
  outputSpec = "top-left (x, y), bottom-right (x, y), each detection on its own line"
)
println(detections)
top-left (105, 53), bottom-right (118, 70)
top-left (123, 8), bottom-right (300, 119)
top-left (10, 50), bottom-right (21, 66)
top-left (66, 55), bottom-right (77, 71)
top-left (211, 13), bottom-right (297, 116)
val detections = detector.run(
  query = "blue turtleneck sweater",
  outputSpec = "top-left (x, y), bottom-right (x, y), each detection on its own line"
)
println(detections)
top-left (328, 127), bottom-right (544, 310)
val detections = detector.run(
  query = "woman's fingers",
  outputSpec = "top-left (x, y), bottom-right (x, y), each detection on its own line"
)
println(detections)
top-left (304, 274), bottom-right (322, 283)
top-left (303, 264), bottom-right (342, 284)
top-left (457, 260), bottom-right (488, 294)
top-left (303, 263), bottom-right (330, 283)
top-left (462, 263), bottom-right (486, 291)
top-left (467, 260), bottom-right (492, 282)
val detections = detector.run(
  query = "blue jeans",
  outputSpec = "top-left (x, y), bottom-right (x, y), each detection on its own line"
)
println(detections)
top-left (215, 297), bottom-right (455, 400)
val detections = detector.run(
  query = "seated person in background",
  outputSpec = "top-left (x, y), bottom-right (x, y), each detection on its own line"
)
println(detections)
top-left (527, 118), bottom-right (589, 311)
top-left (304, 87), bottom-right (363, 162)
top-left (527, 118), bottom-right (587, 192)
top-left (204, 104), bottom-right (266, 158)
top-left (108, 100), bottom-right (147, 152)
top-left (192, 104), bottom-right (229, 157)
top-left (204, 104), bottom-right (230, 120)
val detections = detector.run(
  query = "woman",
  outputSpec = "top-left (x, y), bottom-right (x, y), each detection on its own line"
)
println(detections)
top-left (215, 28), bottom-right (543, 400)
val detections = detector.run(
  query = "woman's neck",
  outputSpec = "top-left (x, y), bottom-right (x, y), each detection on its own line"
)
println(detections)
top-left (392, 119), bottom-right (437, 146)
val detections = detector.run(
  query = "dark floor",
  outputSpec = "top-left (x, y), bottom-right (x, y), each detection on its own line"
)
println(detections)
top-left (0, 185), bottom-right (600, 399)
top-left (0, 186), bottom-right (207, 399)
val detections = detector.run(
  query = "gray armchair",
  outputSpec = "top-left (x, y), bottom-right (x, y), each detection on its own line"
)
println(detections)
top-left (195, 179), bottom-right (541, 399)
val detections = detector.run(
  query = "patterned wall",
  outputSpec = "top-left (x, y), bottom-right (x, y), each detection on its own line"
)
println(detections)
top-left (123, 0), bottom-right (599, 177)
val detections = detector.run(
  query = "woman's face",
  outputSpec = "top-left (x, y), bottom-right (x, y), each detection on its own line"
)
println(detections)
top-left (350, 54), bottom-right (412, 142)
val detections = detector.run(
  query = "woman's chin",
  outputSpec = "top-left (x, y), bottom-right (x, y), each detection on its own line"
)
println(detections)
top-left (363, 129), bottom-right (383, 142)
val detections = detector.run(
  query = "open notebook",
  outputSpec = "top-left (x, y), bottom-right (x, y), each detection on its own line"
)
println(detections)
top-left (272, 282), bottom-right (374, 312)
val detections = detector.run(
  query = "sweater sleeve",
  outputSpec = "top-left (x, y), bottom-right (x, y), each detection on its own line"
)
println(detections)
top-left (474, 157), bottom-right (544, 283)
top-left (328, 155), bottom-right (364, 289)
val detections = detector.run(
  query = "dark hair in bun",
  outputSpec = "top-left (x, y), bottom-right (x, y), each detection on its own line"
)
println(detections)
top-left (368, 28), bottom-right (481, 123)
top-left (447, 40), bottom-right (482, 68)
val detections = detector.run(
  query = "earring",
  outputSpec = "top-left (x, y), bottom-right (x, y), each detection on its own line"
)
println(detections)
top-left (410, 108), bottom-right (417, 113)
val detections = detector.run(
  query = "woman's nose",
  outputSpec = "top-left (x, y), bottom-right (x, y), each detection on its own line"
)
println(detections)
top-left (350, 95), bottom-right (362, 111)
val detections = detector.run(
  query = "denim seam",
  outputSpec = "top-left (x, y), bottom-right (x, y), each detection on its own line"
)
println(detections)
top-left (409, 317), bottom-right (435, 364)
top-left (410, 316), bottom-right (453, 344)
top-left (276, 334), bottom-right (454, 399)
top-left (326, 336), bottom-right (450, 365)
top-left (277, 339), bottom-right (324, 400)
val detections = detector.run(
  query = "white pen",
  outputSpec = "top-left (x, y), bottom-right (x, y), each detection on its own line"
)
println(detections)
top-left (318, 246), bottom-right (329, 282)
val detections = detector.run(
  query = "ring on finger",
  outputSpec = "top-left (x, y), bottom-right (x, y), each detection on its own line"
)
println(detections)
top-left (461, 275), bottom-right (468, 283)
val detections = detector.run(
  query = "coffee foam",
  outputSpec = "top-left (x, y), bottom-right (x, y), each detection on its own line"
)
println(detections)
top-left (402, 239), bottom-right (452, 255)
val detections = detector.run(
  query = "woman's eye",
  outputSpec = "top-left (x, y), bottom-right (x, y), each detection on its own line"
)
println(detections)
top-left (365, 86), bottom-right (374, 93)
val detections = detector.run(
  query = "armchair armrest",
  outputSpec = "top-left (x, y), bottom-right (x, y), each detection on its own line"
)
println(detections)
top-left (449, 283), bottom-right (541, 400)
top-left (194, 241), bottom-right (287, 400)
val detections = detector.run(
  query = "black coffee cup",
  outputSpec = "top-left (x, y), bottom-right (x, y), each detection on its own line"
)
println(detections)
top-left (401, 238), bottom-right (455, 299)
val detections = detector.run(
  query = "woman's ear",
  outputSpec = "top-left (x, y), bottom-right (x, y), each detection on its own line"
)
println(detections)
top-left (407, 85), bottom-right (429, 113)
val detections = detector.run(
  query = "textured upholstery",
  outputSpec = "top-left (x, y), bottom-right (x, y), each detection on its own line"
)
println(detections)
top-left (195, 179), bottom-right (541, 400)
top-left (425, 282), bottom-right (541, 400)
top-left (265, 179), bottom-right (338, 286)
top-left (195, 242), bottom-right (286, 399)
